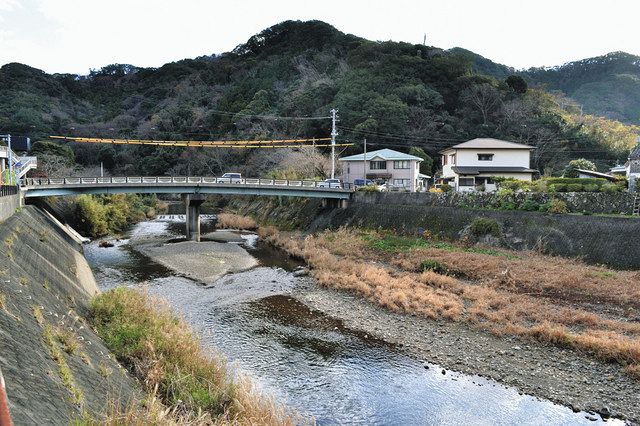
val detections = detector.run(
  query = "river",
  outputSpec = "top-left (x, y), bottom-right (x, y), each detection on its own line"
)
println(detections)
top-left (84, 216), bottom-right (617, 425)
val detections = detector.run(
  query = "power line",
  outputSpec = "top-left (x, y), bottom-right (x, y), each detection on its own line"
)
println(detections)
top-left (206, 109), bottom-right (331, 121)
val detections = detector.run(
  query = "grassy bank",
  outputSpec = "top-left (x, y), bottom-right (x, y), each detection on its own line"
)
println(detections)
top-left (252, 223), bottom-right (640, 378)
top-left (75, 194), bottom-right (166, 238)
top-left (86, 288), bottom-right (294, 425)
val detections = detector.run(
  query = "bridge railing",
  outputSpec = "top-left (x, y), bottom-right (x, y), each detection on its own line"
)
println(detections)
top-left (22, 176), bottom-right (354, 190)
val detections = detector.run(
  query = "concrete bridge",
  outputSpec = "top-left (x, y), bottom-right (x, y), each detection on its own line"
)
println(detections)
top-left (21, 176), bottom-right (353, 241)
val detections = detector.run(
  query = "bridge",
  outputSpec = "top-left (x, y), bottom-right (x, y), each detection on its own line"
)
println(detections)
top-left (21, 176), bottom-right (353, 241)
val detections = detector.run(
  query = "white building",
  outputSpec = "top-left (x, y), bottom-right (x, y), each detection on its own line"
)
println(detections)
top-left (438, 138), bottom-right (536, 192)
top-left (339, 148), bottom-right (427, 192)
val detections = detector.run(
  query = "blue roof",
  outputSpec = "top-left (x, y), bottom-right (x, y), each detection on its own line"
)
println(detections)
top-left (338, 148), bottom-right (423, 162)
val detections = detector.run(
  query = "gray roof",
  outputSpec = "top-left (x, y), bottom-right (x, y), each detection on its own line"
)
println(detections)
top-left (339, 148), bottom-right (423, 162)
top-left (451, 166), bottom-right (537, 175)
top-left (440, 138), bottom-right (535, 153)
top-left (575, 169), bottom-right (617, 181)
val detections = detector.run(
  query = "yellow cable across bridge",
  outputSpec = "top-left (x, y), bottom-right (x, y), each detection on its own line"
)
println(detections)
top-left (49, 135), bottom-right (352, 149)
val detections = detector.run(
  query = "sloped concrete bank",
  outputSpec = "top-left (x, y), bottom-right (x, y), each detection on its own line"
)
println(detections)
top-left (0, 206), bottom-right (137, 425)
top-left (224, 194), bottom-right (640, 269)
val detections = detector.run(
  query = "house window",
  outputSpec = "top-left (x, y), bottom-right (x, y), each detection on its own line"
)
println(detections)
top-left (370, 161), bottom-right (387, 170)
top-left (450, 154), bottom-right (456, 165)
top-left (442, 155), bottom-right (448, 166)
top-left (347, 166), bottom-right (350, 174)
top-left (394, 160), bottom-right (410, 169)
top-left (478, 153), bottom-right (494, 161)
top-left (459, 177), bottom-right (475, 186)
top-left (393, 179), bottom-right (410, 187)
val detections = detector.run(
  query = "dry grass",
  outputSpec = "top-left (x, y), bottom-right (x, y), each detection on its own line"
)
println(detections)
top-left (90, 288), bottom-right (296, 425)
top-left (43, 324), bottom-right (84, 405)
top-left (257, 224), bottom-right (640, 377)
top-left (216, 213), bottom-right (258, 231)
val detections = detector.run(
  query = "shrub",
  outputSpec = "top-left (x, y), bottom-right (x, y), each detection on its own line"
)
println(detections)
top-left (583, 184), bottom-right (599, 192)
top-left (216, 213), bottom-right (258, 230)
top-left (547, 199), bottom-right (569, 214)
top-left (419, 260), bottom-right (449, 275)
top-left (469, 217), bottom-right (501, 237)
top-left (356, 185), bottom-right (380, 193)
top-left (566, 183), bottom-right (583, 192)
top-left (440, 184), bottom-right (452, 192)
top-left (519, 199), bottom-right (540, 211)
top-left (429, 187), bottom-right (443, 193)
top-left (601, 183), bottom-right (619, 193)
top-left (498, 201), bottom-right (517, 210)
top-left (548, 183), bottom-right (567, 193)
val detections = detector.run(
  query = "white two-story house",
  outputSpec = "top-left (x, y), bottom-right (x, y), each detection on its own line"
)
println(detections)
top-left (438, 138), bottom-right (537, 192)
top-left (339, 148), bottom-right (426, 192)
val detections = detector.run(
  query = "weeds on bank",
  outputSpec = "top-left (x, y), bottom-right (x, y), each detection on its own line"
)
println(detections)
top-left (89, 288), bottom-right (294, 425)
top-left (216, 213), bottom-right (258, 231)
top-left (43, 324), bottom-right (84, 405)
top-left (257, 223), bottom-right (640, 376)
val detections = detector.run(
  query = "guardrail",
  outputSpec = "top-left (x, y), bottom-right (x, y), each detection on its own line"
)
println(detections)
top-left (0, 185), bottom-right (17, 197)
top-left (22, 176), bottom-right (354, 190)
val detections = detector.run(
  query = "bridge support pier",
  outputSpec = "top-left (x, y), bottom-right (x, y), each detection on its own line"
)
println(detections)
top-left (183, 194), bottom-right (206, 242)
top-left (321, 198), bottom-right (348, 209)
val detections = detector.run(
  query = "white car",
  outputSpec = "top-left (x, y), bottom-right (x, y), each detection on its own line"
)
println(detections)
top-left (318, 178), bottom-right (342, 189)
top-left (218, 173), bottom-right (242, 183)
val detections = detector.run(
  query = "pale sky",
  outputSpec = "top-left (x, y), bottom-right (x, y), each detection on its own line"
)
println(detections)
top-left (1, 0), bottom-right (639, 75)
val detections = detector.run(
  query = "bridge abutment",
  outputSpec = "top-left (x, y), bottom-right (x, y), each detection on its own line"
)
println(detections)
top-left (321, 198), bottom-right (349, 209)
top-left (183, 194), bottom-right (206, 242)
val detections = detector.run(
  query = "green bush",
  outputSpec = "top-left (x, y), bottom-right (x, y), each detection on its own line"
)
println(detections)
top-left (583, 184), bottom-right (599, 192)
top-left (419, 260), bottom-right (449, 274)
top-left (356, 185), bottom-right (380, 193)
top-left (498, 201), bottom-right (517, 210)
top-left (548, 183), bottom-right (567, 192)
top-left (547, 199), bottom-right (569, 214)
top-left (519, 199), bottom-right (540, 211)
top-left (440, 183), bottom-right (452, 192)
top-left (601, 183), bottom-right (619, 193)
top-left (469, 217), bottom-right (501, 237)
top-left (566, 183), bottom-right (583, 192)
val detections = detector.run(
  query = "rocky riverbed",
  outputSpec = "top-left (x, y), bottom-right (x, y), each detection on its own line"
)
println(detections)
top-left (104, 218), bottom-right (630, 423)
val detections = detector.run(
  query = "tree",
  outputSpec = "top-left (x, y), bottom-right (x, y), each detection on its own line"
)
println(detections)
top-left (409, 146), bottom-right (434, 175)
top-left (506, 75), bottom-right (528, 94)
top-left (564, 158), bottom-right (596, 177)
top-left (461, 83), bottom-right (502, 125)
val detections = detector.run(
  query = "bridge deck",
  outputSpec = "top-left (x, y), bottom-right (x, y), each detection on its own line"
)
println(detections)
top-left (21, 177), bottom-right (353, 199)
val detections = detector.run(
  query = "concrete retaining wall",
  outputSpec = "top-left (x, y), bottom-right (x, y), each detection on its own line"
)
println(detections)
top-left (0, 194), bottom-right (20, 222)
top-left (352, 191), bottom-right (636, 215)
top-left (227, 194), bottom-right (640, 269)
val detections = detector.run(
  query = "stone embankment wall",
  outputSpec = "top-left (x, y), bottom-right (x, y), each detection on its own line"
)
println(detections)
top-left (0, 207), bottom-right (137, 424)
top-left (227, 194), bottom-right (640, 269)
top-left (361, 191), bottom-right (636, 215)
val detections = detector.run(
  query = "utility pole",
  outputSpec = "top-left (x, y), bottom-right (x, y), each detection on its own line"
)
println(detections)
top-left (100, 162), bottom-right (104, 177)
top-left (363, 138), bottom-right (367, 183)
top-left (330, 108), bottom-right (338, 179)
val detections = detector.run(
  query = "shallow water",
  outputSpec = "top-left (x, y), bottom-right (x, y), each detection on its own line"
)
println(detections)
top-left (85, 218), bottom-right (618, 425)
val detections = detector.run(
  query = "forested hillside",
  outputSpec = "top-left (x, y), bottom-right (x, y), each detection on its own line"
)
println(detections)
top-left (0, 20), bottom-right (638, 178)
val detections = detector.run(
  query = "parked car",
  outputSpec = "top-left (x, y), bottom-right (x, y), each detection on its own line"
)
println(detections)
top-left (219, 173), bottom-right (242, 183)
top-left (353, 178), bottom-right (375, 187)
top-left (318, 178), bottom-right (342, 188)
